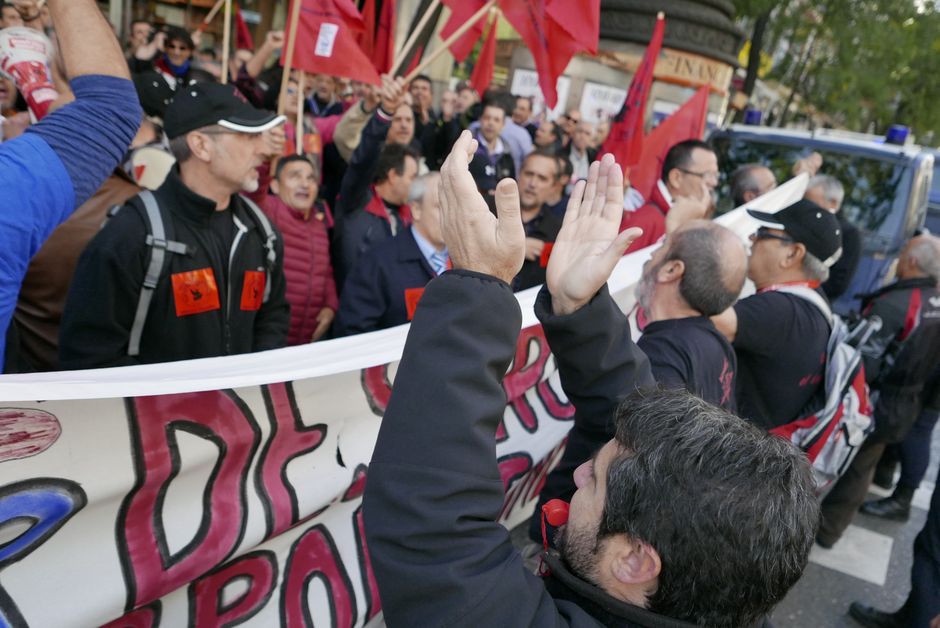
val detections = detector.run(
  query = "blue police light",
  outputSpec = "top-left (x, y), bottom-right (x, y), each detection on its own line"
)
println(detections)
top-left (743, 109), bottom-right (763, 125)
top-left (885, 125), bottom-right (909, 145)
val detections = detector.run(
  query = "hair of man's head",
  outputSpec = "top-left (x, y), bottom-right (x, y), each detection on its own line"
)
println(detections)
top-left (274, 153), bottom-right (319, 181)
top-left (374, 142), bottom-right (420, 184)
top-left (408, 172), bottom-right (441, 206)
top-left (806, 174), bottom-right (845, 210)
top-left (556, 154), bottom-right (574, 180)
top-left (482, 88), bottom-right (515, 118)
top-left (730, 163), bottom-right (770, 207)
top-left (666, 223), bottom-right (746, 315)
top-left (411, 74), bottom-right (432, 87)
top-left (800, 251), bottom-right (831, 283)
top-left (130, 18), bottom-right (152, 28)
top-left (601, 388), bottom-right (818, 628)
top-left (660, 139), bottom-right (713, 184)
top-left (522, 147), bottom-right (562, 180)
top-left (515, 95), bottom-right (533, 108)
top-left (163, 25), bottom-right (194, 50)
top-left (907, 235), bottom-right (940, 281)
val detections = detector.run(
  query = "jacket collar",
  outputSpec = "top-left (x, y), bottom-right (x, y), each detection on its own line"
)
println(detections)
top-left (861, 276), bottom-right (938, 303)
top-left (365, 186), bottom-right (412, 225)
top-left (541, 553), bottom-right (698, 628)
top-left (160, 168), bottom-right (249, 227)
top-left (651, 181), bottom-right (672, 214)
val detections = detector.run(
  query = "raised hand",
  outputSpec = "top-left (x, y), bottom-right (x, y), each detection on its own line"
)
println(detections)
top-left (666, 176), bottom-right (710, 234)
top-left (546, 154), bottom-right (642, 315)
top-left (438, 130), bottom-right (525, 284)
top-left (379, 74), bottom-right (407, 116)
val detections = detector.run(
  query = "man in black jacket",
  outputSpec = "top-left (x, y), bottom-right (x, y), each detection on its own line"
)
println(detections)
top-left (363, 133), bottom-right (819, 628)
top-left (804, 175), bottom-right (861, 302)
top-left (60, 83), bottom-right (290, 368)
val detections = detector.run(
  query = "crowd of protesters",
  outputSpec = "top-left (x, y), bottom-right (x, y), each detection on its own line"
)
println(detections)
top-left (2, 1), bottom-right (940, 626)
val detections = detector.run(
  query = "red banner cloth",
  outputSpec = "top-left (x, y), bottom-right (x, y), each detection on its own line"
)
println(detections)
top-left (234, 4), bottom-right (255, 51)
top-left (630, 85), bottom-right (710, 199)
top-left (470, 16), bottom-right (497, 96)
top-left (356, 0), bottom-right (395, 74)
top-left (282, 0), bottom-right (381, 85)
top-left (440, 0), bottom-right (489, 63)
top-left (599, 14), bottom-right (664, 169)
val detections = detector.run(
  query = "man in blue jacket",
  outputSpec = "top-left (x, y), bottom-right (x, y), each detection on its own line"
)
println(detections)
top-left (0, 0), bottom-right (141, 369)
top-left (363, 133), bottom-right (819, 628)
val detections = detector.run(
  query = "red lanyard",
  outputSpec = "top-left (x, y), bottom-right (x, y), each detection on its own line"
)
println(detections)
top-left (757, 280), bottom-right (821, 294)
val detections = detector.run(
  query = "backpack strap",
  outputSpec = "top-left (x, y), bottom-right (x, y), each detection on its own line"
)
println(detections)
top-left (774, 285), bottom-right (833, 326)
top-left (128, 191), bottom-right (190, 357)
top-left (239, 195), bottom-right (277, 303)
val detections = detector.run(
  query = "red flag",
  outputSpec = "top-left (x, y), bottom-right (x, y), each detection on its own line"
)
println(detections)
top-left (599, 13), bottom-right (664, 169)
top-left (440, 0), bottom-right (489, 63)
top-left (630, 85), bottom-right (710, 198)
top-left (356, 0), bottom-right (395, 74)
top-left (498, 0), bottom-right (600, 109)
top-left (234, 4), bottom-right (255, 51)
top-left (469, 16), bottom-right (497, 96)
top-left (282, 0), bottom-right (381, 85)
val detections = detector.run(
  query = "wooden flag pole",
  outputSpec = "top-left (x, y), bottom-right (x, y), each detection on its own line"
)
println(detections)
top-left (220, 0), bottom-right (233, 83)
top-left (403, 0), bottom-right (496, 83)
top-left (296, 72), bottom-right (305, 155)
top-left (389, 0), bottom-right (441, 76)
top-left (197, 0), bottom-right (227, 31)
top-left (277, 0), bottom-right (304, 116)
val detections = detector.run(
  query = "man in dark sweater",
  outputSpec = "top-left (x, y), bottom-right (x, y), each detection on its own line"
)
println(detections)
top-left (363, 134), bottom-right (819, 628)
top-left (805, 175), bottom-right (861, 302)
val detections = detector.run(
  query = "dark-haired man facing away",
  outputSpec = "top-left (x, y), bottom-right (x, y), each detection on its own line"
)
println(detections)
top-left (364, 134), bottom-right (819, 628)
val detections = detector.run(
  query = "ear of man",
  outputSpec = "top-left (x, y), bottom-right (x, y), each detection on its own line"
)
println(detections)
top-left (782, 242), bottom-right (807, 269)
top-left (610, 537), bottom-right (662, 585)
top-left (655, 259), bottom-right (685, 284)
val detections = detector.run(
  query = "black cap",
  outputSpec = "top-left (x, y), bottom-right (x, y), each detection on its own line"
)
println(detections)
top-left (163, 82), bottom-right (285, 139)
top-left (747, 199), bottom-right (843, 267)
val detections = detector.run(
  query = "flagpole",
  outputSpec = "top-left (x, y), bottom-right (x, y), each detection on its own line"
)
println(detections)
top-left (402, 0), bottom-right (496, 83)
top-left (390, 0), bottom-right (441, 76)
top-left (220, 0), bottom-right (233, 83)
top-left (296, 72), bottom-right (305, 155)
top-left (197, 0), bottom-right (227, 32)
top-left (277, 0), bottom-right (304, 117)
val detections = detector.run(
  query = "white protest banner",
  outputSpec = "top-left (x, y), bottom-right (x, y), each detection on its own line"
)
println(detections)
top-left (0, 178), bottom-right (806, 627)
top-left (579, 81), bottom-right (626, 124)
top-left (510, 68), bottom-right (570, 120)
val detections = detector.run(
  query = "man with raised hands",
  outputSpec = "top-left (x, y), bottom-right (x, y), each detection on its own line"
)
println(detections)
top-left (0, 0), bottom-right (141, 369)
top-left (363, 132), bottom-right (818, 628)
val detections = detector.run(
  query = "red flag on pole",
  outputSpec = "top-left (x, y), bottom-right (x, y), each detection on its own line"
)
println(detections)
top-left (629, 84), bottom-right (710, 199)
top-left (234, 4), bottom-right (255, 51)
top-left (498, 0), bottom-right (600, 109)
top-left (357, 0), bottom-right (395, 74)
top-left (469, 16), bottom-right (497, 96)
top-left (282, 0), bottom-right (381, 85)
top-left (600, 13), bottom-right (664, 169)
top-left (440, 0), bottom-right (489, 63)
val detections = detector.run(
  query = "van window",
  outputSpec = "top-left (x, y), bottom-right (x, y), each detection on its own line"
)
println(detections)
top-left (712, 136), bottom-right (913, 249)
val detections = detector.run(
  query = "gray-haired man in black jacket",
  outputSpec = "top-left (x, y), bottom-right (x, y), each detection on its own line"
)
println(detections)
top-left (363, 133), bottom-right (819, 628)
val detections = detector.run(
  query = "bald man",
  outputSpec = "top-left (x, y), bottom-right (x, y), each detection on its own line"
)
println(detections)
top-left (635, 220), bottom-right (748, 411)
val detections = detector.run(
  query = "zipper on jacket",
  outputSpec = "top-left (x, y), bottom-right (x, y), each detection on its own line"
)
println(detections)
top-left (227, 214), bottom-right (249, 354)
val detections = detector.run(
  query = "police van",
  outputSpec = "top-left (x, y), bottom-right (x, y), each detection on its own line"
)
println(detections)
top-left (709, 125), bottom-right (935, 314)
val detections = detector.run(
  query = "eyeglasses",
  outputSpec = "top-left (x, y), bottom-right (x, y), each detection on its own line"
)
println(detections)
top-left (677, 167), bottom-right (719, 183)
top-left (751, 227), bottom-right (795, 244)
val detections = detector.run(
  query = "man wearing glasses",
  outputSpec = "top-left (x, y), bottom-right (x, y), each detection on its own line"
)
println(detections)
top-left (621, 139), bottom-right (717, 254)
top-left (60, 84), bottom-right (291, 369)
top-left (712, 199), bottom-right (843, 429)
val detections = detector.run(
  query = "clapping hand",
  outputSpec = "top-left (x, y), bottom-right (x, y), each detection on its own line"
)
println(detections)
top-left (438, 130), bottom-right (525, 285)
top-left (546, 154), bottom-right (642, 315)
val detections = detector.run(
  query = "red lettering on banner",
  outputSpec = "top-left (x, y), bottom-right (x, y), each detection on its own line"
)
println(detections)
top-left (280, 524), bottom-right (357, 627)
top-left (354, 508), bottom-right (382, 620)
top-left (99, 602), bottom-right (161, 628)
top-left (118, 391), bottom-right (261, 610)
top-left (497, 326), bottom-right (574, 442)
top-left (498, 453), bottom-right (533, 492)
top-left (362, 366), bottom-right (393, 416)
top-left (257, 383), bottom-right (328, 537)
top-left (190, 551), bottom-right (277, 627)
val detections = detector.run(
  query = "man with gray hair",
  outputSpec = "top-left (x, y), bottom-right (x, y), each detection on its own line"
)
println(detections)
top-left (713, 199), bottom-right (844, 429)
top-left (334, 173), bottom-right (448, 335)
top-left (635, 220), bottom-right (747, 410)
top-left (730, 163), bottom-right (776, 207)
top-left (805, 174), bottom-right (862, 300)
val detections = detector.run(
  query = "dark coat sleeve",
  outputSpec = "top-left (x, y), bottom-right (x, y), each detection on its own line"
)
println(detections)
top-left (58, 202), bottom-right (148, 369)
top-left (334, 111), bottom-right (390, 222)
top-left (529, 284), bottom-right (655, 540)
top-left (251, 229), bottom-right (290, 351)
top-left (363, 271), bottom-right (582, 628)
